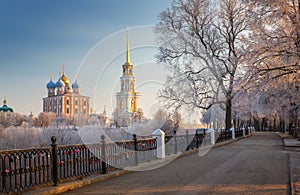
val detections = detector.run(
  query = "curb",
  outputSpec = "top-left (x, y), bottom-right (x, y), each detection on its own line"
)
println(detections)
top-left (24, 134), bottom-right (253, 195)
top-left (276, 132), bottom-right (298, 194)
top-left (213, 133), bottom-right (254, 148)
top-left (23, 170), bottom-right (129, 195)
top-left (276, 132), bottom-right (300, 148)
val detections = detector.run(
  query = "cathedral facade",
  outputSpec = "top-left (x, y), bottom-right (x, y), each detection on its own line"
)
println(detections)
top-left (115, 31), bottom-right (140, 127)
top-left (43, 68), bottom-right (89, 119)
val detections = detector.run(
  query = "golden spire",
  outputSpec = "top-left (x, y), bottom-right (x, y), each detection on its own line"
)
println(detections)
top-left (126, 27), bottom-right (130, 64)
top-left (3, 97), bottom-right (7, 105)
top-left (50, 73), bottom-right (53, 80)
top-left (62, 65), bottom-right (65, 75)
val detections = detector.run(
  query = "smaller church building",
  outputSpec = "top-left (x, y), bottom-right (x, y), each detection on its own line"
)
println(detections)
top-left (0, 98), bottom-right (13, 113)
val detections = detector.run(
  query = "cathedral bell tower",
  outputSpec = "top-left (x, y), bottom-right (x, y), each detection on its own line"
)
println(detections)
top-left (115, 29), bottom-right (140, 127)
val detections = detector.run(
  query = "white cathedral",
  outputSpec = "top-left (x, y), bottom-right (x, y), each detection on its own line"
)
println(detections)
top-left (115, 30), bottom-right (140, 127)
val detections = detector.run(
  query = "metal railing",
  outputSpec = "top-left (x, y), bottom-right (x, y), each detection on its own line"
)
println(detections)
top-left (0, 147), bottom-right (52, 193)
top-left (0, 127), bottom-right (253, 193)
top-left (165, 131), bottom-right (211, 154)
top-left (165, 128), bottom-right (253, 155)
top-left (0, 134), bottom-right (157, 193)
top-left (216, 130), bottom-right (232, 143)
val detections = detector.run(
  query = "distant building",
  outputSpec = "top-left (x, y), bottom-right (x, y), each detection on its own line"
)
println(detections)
top-left (115, 30), bottom-right (141, 127)
top-left (43, 68), bottom-right (90, 120)
top-left (28, 111), bottom-right (35, 127)
top-left (0, 98), bottom-right (13, 113)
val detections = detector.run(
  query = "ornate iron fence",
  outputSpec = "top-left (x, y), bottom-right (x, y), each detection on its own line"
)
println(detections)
top-left (0, 147), bottom-right (52, 193)
top-left (0, 134), bottom-right (157, 194)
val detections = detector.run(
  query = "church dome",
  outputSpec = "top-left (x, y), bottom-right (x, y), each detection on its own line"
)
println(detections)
top-left (72, 79), bottom-right (80, 89)
top-left (55, 78), bottom-right (65, 87)
top-left (61, 74), bottom-right (70, 85)
top-left (46, 78), bottom-right (56, 89)
top-left (0, 98), bottom-right (13, 112)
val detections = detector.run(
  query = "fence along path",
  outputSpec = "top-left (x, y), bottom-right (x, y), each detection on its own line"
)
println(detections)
top-left (0, 135), bottom-right (156, 193)
top-left (0, 127), bottom-right (253, 193)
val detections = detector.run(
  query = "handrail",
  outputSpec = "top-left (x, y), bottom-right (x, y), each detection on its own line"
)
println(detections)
top-left (0, 135), bottom-right (157, 193)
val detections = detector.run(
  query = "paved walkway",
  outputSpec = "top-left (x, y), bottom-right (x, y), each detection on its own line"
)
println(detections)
top-left (61, 133), bottom-right (290, 194)
top-left (290, 152), bottom-right (300, 195)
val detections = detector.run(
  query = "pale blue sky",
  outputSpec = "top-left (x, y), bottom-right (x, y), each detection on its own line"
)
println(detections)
top-left (0, 0), bottom-right (172, 117)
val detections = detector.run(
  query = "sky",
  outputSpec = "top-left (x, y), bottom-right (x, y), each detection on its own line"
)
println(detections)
top-left (0, 0), bottom-right (173, 118)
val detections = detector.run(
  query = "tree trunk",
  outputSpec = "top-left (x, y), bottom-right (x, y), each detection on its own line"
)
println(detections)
top-left (273, 116), bottom-right (276, 132)
top-left (225, 95), bottom-right (232, 130)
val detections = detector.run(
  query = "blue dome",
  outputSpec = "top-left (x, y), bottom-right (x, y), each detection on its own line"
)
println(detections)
top-left (56, 79), bottom-right (65, 87)
top-left (72, 79), bottom-right (80, 89)
top-left (46, 79), bottom-right (56, 89)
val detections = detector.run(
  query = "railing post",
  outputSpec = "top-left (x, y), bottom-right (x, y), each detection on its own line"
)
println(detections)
top-left (152, 129), bottom-right (165, 159)
top-left (186, 130), bottom-right (189, 151)
top-left (243, 128), bottom-right (246, 137)
top-left (210, 129), bottom-right (215, 145)
top-left (232, 129), bottom-right (235, 139)
top-left (203, 130), bottom-right (206, 146)
top-left (174, 130), bottom-right (177, 154)
top-left (133, 134), bottom-right (138, 165)
top-left (101, 135), bottom-right (107, 174)
top-left (195, 131), bottom-right (199, 148)
top-left (2, 156), bottom-right (7, 191)
top-left (51, 136), bottom-right (58, 186)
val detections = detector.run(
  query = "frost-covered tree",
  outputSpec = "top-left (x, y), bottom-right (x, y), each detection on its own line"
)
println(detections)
top-left (247, 0), bottom-right (299, 82)
top-left (42, 128), bottom-right (81, 145)
top-left (0, 126), bottom-right (45, 150)
top-left (247, 0), bottom-right (300, 130)
top-left (161, 111), bottom-right (182, 134)
top-left (0, 112), bottom-right (28, 128)
top-left (52, 117), bottom-right (66, 129)
top-left (235, 74), bottom-right (299, 132)
top-left (37, 112), bottom-right (56, 128)
top-left (74, 112), bottom-right (87, 127)
top-left (201, 109), bottom-right (212, 128)
top-left (133, 108), bottom-right (145, 123)
top-left (152, 108), bottom-right (168, 130)
top-left (201, 105), bottom-right (226, 129)
top-left (156, 0), bottom-right (250, 130)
